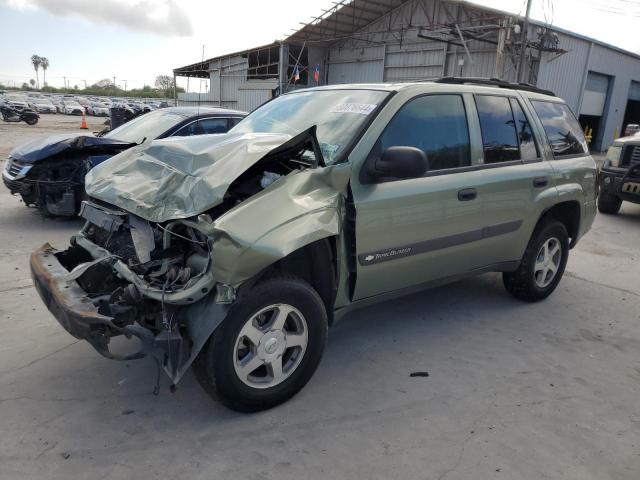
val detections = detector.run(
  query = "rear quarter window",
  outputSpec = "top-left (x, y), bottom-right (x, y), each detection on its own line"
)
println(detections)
top-left (531, 100), bottom-right (588, 158)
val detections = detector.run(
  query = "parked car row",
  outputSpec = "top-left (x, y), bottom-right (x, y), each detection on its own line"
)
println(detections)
top-left (0, 91), bottom-right (169, 116)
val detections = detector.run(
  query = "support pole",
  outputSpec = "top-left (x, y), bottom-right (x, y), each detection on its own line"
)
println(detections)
top-left (173, 73), bottom-right (177, 106)
top-left (516, 0), bottom-right (533, 83)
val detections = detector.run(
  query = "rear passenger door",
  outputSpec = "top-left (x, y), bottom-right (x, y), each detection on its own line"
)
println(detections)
top-left (468, 94), bottom-right (559, 266)
top-left (528, 99), bottom-right (597, 218)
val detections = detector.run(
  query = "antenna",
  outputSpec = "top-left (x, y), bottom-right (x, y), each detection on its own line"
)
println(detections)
top-left (196, 44), bottom-right (205, 131)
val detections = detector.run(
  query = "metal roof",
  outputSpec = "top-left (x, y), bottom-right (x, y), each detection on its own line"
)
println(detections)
top-left (174, 42), bottom-right (280, 78)
top-left (174, 0), bottom-right (640, 75)
top-left (286, 0), bottom-right (407, 44)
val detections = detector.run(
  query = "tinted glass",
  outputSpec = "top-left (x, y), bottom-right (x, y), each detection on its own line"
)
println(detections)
top-left (531, 101), bottom-right (587, 157)
top-left (510, 98), bottom-right (538, 161)
top-left (379, 95), bottom-right (470, 171)
top-left (175, 118), bottom-right (229, 136)
top-left (199, 118), bottom-right (229, 134)
top-left (475, 95), bottom-right (519, 163)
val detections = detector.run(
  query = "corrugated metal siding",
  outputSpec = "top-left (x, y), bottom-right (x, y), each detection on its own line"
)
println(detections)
top-left (237, 89), bottom-right (272, 112)
top-left (536, 33), bottom-right (591, 112)
top-left (325, 0), bottom-right (501, 84)
top-left (328, 45), bottom-right (384, 84)
top-left (589, 43), bottom-right (640, 147)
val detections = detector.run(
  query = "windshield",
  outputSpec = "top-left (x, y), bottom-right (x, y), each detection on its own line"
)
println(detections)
top-left (65, 101), bottom-right (80, 106)
top-left (105, 109), bottom-right (186, 143)
top-left (231, 89), bottom-right (389, 164)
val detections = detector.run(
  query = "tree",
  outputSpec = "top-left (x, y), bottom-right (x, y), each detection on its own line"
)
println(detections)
top-left (155, 74), bottom-right (175, 98)
top-left (31, 55), bottom-right (41, 89)
top-left (29, 79), bottom-right (35, 87)
top-left (93, 78), bottom-right (113, 89)
top-left (40, 57), bottom-right (50, 87)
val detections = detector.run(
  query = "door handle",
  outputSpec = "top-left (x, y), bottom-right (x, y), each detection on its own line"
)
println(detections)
top-left (533, 177), bottom-right (548, 188)
top-left (457, 188), bottom-right (477, 201)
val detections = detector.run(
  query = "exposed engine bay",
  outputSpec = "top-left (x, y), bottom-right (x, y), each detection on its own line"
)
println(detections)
top-left (46, 129), bottom-right (327, 386)
top-left (5, 136), bottom-right (133, 216)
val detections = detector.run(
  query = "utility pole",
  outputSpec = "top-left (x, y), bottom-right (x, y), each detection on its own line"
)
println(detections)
top-left (122, 80), bottom-right (127, 92)
top-left (516, 0), bottom-right (533, 83)
top-left (82, 80), bottom-right (87, 89)
top-left (63, 76), bottom-right (67, 92)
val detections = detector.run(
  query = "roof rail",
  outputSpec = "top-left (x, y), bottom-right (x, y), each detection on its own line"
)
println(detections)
top-left (433, 77), bottom-right (555, 97)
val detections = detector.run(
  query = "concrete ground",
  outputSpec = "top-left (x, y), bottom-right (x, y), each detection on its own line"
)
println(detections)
top-left (0, 116), bottom-right (639, 480)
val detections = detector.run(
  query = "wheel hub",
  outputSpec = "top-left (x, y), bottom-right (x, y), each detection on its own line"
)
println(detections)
top-left (233, 303), bottom-right (309, 389)
top-left (257, 330), bottom-right (286, 361)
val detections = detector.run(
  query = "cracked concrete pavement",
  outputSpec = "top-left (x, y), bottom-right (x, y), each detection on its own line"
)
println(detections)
top-left (0, 116), bottom-right (639, 479)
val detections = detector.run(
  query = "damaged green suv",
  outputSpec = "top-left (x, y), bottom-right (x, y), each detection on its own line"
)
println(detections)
top-left (30, 79), bottom-right (597, 411)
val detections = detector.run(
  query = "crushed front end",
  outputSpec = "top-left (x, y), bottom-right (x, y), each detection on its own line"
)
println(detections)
top-left (3, 136), bottom-right (135, 216)
top-left (30, 200), bottom-right (230, 386)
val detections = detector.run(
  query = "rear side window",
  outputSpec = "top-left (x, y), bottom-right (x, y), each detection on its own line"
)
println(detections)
top-left (510, 98), bottom-right (538, 161)
top-left (531, 101), bottom-right (587, 157)
top-left (174, 118), bottom-right (229, 136)
top-left (379, 95), bottom-right (470, 171)
top-left (475, 95), bottom-right (520, 163)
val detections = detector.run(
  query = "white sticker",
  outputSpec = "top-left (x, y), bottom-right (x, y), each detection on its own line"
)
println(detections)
top-left (330, 103), bottom-right (378, 115)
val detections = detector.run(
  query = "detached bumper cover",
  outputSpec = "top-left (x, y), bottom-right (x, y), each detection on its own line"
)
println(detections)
top-left (30, 243), bottom-right (144, 360)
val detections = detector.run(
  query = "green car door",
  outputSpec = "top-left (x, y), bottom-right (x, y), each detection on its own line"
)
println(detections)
top-left (350, 93), bottom-right (489, 300)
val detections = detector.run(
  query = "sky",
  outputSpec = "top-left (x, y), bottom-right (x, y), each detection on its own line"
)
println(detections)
top-left (1, 0), bottom-right (639, 92)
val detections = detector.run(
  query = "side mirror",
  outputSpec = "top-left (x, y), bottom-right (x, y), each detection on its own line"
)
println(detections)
top-left (364, 146), bottom-right (429, 183)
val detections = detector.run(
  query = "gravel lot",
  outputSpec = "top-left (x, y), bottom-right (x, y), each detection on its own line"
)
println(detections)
top-left (0, 116), bottom-right (639, 480)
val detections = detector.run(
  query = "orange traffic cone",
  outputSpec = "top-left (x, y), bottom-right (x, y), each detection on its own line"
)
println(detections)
top-left (80, 111), bottom-right (88, 130)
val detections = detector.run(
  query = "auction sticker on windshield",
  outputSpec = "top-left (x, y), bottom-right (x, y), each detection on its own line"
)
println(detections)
top-left (330, 103), bottom-right (377, 115)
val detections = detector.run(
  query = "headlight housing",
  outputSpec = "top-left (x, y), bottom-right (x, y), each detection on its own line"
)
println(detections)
top-left (606, 145), bottom-right (623, 167)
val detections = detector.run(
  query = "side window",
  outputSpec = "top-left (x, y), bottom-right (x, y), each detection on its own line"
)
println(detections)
top-left (173, 118), bottom-right (229, 137)
top-left (510, 98), bottom-right (539, 161)
top-left (531, 100), bottom-right (588, 157)
top-left (173, 121), bottom-right (200, 137)
top-left (474, 95), bottom-right (519, 163)
top-left (198, 118), bottom-right (229, 134)
top-left (229, 116), bottom-right (243, 127)
top-left (379, 95), bottom-right (471, 171)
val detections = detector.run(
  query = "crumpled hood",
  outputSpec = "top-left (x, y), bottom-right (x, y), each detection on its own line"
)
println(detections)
top-left (9, 134), bottom-right (135, 164)
top-left (85, 132), bottom-right (292, 223)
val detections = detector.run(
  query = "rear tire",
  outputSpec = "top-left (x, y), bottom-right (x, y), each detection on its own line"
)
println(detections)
top-left (597, 191), bottom-right (622, 214)
top-left (503, 220), bottom-right (569, 302)
top-left (194, 275), bottom-right (328, 412)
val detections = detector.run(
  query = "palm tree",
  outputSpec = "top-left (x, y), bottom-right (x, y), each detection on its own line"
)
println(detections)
top-left (31, 55), bottom-right (41, 89)
top-left (40, 57), bottom-right (49, 87)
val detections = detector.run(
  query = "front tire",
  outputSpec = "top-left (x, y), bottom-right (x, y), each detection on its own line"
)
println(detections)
top-left (503, 220), bottom-right (569, 302)
top-left (597, 190), bottom-right (622, 214)
top-left (24, 116), bottom-right (38, 126)
top-left (194, 275), bottom-right (328, 412)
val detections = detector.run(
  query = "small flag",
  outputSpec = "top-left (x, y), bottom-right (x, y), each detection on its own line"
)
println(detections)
top-left (293, 66), bottom-right (300, 83)
top-left (313, 64), bottom-right (320, 84)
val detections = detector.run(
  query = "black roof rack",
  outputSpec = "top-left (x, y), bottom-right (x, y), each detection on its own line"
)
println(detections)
top-left (432, 77), bottom-right (555, 97)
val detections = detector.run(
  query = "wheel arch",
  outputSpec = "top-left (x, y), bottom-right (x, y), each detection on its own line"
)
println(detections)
top-left (252, 237), bottom-right (339, 324)
top-left (537, 200), bottom-right (581, 248)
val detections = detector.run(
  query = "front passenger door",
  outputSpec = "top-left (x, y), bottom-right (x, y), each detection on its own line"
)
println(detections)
top-left (351, 94), bottom-right (488, 300)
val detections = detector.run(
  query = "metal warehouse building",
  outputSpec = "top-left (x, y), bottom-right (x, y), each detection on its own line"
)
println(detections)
top-left (174, 0), bottom-right (640, 151)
